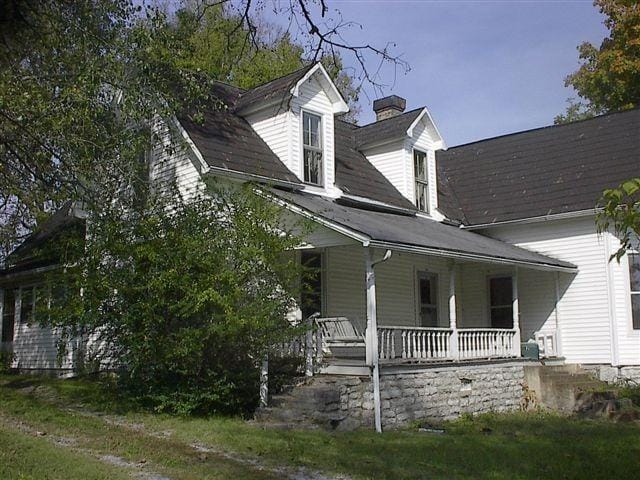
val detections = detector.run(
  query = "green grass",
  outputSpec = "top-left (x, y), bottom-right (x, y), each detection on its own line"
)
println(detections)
top-left (0, 424), bottom-right (131, 480)
top-left (2, 374), bottom-right (640, 479)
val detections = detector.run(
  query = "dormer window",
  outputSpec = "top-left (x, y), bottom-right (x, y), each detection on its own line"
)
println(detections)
top-left (414, 149), bottom-right (429, 213)
top-left (302, 111), bottom-right (323, 186)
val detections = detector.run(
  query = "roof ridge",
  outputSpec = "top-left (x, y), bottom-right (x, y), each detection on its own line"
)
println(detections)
top-left (356, 107), bottom-right (425, 130)
top-left (236, 63), bottom-right (315, 98)
top-left (445, 106), bottom-right (640, 150)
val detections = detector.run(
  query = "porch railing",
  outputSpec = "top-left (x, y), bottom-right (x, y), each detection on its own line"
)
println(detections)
top-left (378, 326), bottom-right (452, 361)
top-left (458, 328), bottom-right (518, 360)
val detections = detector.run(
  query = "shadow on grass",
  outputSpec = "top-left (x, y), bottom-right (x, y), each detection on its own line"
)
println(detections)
top-left (0, 372), bottom-right (141, 415)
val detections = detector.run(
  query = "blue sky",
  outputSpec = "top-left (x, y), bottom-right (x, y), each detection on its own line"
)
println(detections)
top-left (304, 0), bottom-right (608, 146)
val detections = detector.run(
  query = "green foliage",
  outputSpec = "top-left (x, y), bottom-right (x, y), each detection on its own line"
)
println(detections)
top-left (597, 177), bottom-right (640, 260)
top-left (39, 182), bottom-right (308, 415)
top-left (557, 0), bottom-right (640, 124)
top-left (174, 5), bottom-right (360, 121)
top-left (0, 0), bottom-right (215, 259)
top-left (0, 350), bottom-right (14, 374)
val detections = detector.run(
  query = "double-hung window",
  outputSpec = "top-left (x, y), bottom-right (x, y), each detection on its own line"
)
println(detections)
top-left (302, 111), bottom-right (323, 186)
top-left (414, 150), bottom-right (429, 213)
top-left (489, 276), bottom-right (513, 329)
top-left (629, 253), bottom-right (640, 329)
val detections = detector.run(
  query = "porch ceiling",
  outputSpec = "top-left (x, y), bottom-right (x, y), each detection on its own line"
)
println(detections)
top-left (267, 189), bottom-right (577, 272)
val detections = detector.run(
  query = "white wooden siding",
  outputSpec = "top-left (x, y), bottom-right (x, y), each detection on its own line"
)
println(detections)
top-left (149, 119), bottom-right (206, 200)
top-left (325, 247), bottom-right (455, 333)
top-left (482, 216), bottom-right (613, 364)
top-left (608, 234), bottom-right (640, 365)
top-left (361, 114), bottom-right (440, 213)
top-left (245, 106), bottom-right (293, 173)
top-left (362, 141), bottom-right (407, 199)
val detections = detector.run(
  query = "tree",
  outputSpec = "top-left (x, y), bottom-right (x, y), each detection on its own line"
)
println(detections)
top-left (0, 0), bottom-right (404, 261)
top-left (597, 178), bottom-right (640, 261)
top-left (174, 5), bottom-right (361, 120)
top-left (555, 0), bottom-right (640, 124)
top-left (38, 183), bottom-right (307, 414)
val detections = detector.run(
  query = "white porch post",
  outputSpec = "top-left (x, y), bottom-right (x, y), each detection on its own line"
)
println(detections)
top-left (365, 248), bottom-right (382, 433)
top-left (512, 268), bottom-right (522, 357)
top-left (554, 271), bottom-right (563, 357)
top-left (448, 262), bottom-right (459, 360)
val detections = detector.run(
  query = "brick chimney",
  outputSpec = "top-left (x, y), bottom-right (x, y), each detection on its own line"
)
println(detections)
top-left (373, 95), bottom-right (406, 121)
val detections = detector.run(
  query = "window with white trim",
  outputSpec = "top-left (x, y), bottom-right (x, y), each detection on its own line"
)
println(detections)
top-left (413, 149), bottom-right (429, 213)
top-left (489, 276), bottom-right (513, 329)
top-left (417, 271), bottom-right (438, 326)
top-left (302, 111), bottom-right (323, 186)
top-left (629, 253), bottom-right (640, 330)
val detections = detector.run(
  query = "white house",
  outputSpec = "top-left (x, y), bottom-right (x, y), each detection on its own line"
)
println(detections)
top-left (1, 63), bottom-right (638, 428)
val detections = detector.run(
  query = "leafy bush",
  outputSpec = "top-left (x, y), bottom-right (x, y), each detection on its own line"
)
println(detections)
top-left (41, 183), bottom-right (309, 415)
top-left (0, 350), bottom-right (14, 374)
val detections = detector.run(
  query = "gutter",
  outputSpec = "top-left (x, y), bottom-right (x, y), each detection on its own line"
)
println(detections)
top-left (204, 166), bottom-right (304, 191)
top-left (462, 209), bottom-right (598, 230)
top-left (367, 240), bottom-right (577, 273)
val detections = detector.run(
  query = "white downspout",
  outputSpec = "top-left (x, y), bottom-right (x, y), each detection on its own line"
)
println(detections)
top-left (365, 248), bottom-right (392, 433)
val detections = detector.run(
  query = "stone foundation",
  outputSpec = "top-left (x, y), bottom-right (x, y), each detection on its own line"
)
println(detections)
top-left (583, 364), bottom-right (640, 384)
top-left (283, 361), bottom-right (526, 430)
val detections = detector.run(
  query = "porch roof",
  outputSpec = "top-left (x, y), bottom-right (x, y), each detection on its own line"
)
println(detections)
top-left (268, 189), bottom-right (577, 272)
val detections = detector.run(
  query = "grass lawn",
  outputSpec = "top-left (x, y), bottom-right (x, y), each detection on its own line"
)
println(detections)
top-left (1, 374), bottom-right (640, 479)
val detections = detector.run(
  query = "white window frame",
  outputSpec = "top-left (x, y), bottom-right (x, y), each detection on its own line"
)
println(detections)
top-left (413, 149), bottom-right (429, 213)
top-left (487, 275), bottom-right (514, 329)
top-left (301, 110), bottom-right (324, 187)
top-left (629, 252), bottom-right (640, 330)
top-left (415, 270), bottom-right (439, 327)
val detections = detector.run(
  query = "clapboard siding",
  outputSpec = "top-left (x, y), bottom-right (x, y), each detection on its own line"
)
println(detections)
top-left (608, 235), bottom-right (640, 365)
top-left (482, 216), bottom-right (613, 364)
top-left (325, 247), bottom-right (458, 333)
top-left (362, 141), bottom-right (406, 200)
top-left (244, 107), bottom-right (293, 173)
top-left (149, 119), bottom-right (205, 199)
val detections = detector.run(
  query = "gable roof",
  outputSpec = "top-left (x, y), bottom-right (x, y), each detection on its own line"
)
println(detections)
top-left (334, 120), bottom-right (416, 210)
top-left (178, 82), bottom-right (302, 186)
top-left (269, 188), bottom-right (576, 272)
top-left (233, 65), bottom-right (315, 113)
top-left (438, 108), bottom-right (640, 226)
top-left (355, 108), bottom-right (423, 148)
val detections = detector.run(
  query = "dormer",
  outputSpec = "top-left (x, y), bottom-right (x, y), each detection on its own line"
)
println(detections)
top-left (355, 97), bottom-right (446, 218)
top-left (236, 64), bottom-right (349, 196)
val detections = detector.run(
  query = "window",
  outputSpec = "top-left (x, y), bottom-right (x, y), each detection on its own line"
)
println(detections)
top-left (413, 150), bottom-right (429, 213)
top-left (20, 286), bottom-right (36, 324)
top-left (489, 276), bottom-right (513, 329)
top-left (302, 111), bottom-right (323, 186)
top-left (301, 251), bottom-right (323, 320)
top-left (630, 253), bottom-right (640, 330)
top-left (417, 271), bottom-right (438, 326)
top-left (1, 289), bottom-right (16, 342)
top-left (19, 286), bottom-right (44, 325)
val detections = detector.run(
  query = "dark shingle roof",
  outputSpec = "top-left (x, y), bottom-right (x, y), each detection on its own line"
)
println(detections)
top-left (269, 189), bottom-right (575, 271)
top-left (335, 120), bottom-right (416, 210)
top-left (233, 65), bottom-right (314, 113)
top-left (355, 108), bottom-right (423, 148)
top-left (178, 82), bottom-right (302, 185)
top-left (438, 108), bottom-right (640, 226)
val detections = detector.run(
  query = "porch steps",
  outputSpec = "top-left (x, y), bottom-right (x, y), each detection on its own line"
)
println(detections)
top-left (524, 364), bottom-right (627, 415)
top-left (255, 375), bottom-right (364, 431)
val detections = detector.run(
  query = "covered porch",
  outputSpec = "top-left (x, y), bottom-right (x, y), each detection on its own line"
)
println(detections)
top-left (270, 188), bottom-right (576, 366)
top-left (304, 245), bottom-right (567, 368)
